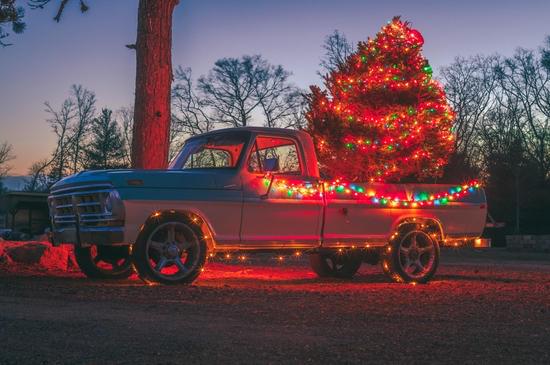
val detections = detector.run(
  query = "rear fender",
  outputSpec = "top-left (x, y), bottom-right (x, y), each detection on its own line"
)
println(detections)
top-left (391, 216), bottom-right (444, 243)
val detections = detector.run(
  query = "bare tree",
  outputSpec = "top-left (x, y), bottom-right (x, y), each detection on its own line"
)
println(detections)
top-left (440, 55), bottom-right (498, 165)
top-left (254, 66), bottom-right (304, 128)
top-left (280, 91), bottom-right (309, 130)
top-left (168, 115), bottom-right (185, 161)
top-left (198, 55), bottom-right (264, 127)
top-left (170, 61), bottom-right (305, 158)
top-left (172, 67), bottom-right (215, 136)
top-left (478, 96), bottom-right (526, 233)
top-left (441, 42), bottom-right (550, 233)
top-left (478, 94), bottom-right (524, 164)
top-left (24, 159), bottom-right (52, 192)
top-left (117, 106), bottom-right (134, 167)
top-left (198, 55), bottom-right (298, 128)
top-left (44, 85), bottom-right (95, 178)
top-left (258, 89), bottom-right (308, 129)
top-left (542, 35), bottom-right (550, 73)
top-left (69, 84), bottom-right (96, 172)
top-left (319, 30), bottom-right (353, 75)
top-left (494, 49), bottom-right (550, 182)
top-left (0, 141), bottom-right (15, 177)
top-left (45, 98), bottom-right (76, 181)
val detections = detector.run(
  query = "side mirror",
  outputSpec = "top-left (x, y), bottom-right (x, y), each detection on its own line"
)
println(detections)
top-left (263, 157), bottom-right (280, 172)
top-left (260, 173), bottom-right (275, 200)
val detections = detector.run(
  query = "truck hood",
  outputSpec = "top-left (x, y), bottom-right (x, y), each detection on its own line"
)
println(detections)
top-left (50, 169), bottom-right (225, 192)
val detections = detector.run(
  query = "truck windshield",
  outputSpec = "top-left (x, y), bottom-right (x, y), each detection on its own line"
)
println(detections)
top-left (169, 132), bottom-right (249, 169)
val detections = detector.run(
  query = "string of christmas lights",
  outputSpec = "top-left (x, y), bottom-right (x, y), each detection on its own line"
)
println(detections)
top-left (263, 175), bottom-right (480, 207)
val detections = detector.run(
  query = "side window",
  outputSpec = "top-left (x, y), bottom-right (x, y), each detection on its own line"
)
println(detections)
top-left (247, 136), bottom-right (302, 175)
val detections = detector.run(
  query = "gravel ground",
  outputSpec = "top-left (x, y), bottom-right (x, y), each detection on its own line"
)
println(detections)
top-left (0, 248), bottom-right (549, 364)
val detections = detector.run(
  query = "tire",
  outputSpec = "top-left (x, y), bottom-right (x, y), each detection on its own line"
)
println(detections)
top-left (309, 250), bottom-right (362, 279)
top-left (74, 245), bottom-right (133, 280)
top-left (381, 226), bottom-right (440, 283)
top-left (132, 214), bottom-right (206, 285)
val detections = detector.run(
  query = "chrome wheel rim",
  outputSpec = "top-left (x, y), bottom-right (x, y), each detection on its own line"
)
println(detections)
top-left (397, 230), bottom-right (436, 280)
top-left (145, 222), bottom-right (200, 281)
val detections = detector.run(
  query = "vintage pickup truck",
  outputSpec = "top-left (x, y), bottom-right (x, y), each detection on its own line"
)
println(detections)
top-left (48, 127), bottom-right (487, 284)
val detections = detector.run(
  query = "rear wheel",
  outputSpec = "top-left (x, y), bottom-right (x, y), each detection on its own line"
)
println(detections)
top-left (309, 250), bottom-right (362, 278)
top-left (74, 245), bottom-right (133, 280)
top-left (381, 227), bottom-right (439, 283)
top-left (132, 215), bottom-right (206, 285)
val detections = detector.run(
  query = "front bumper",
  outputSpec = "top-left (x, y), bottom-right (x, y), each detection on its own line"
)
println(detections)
top-left (50, 226), bottom-right (125, 246)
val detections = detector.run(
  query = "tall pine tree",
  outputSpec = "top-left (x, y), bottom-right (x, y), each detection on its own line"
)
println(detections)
top-left (84, 109), bottom-right (128, 170)
top-left (307, 17), bottom-right (455, 182)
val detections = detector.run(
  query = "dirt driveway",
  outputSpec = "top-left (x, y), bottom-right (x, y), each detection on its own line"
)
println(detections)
top-left (1, 248), bottom-right (549, 364)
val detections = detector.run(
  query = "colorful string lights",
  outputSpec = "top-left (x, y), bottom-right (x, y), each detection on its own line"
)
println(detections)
top-left (306, 17), bottom-right (455, 182)
top-left (263, 175), bottom-right (480, 207)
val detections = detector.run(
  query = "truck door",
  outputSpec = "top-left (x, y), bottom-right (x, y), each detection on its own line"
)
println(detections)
top-left (240, 135), bottom-right (323, 248)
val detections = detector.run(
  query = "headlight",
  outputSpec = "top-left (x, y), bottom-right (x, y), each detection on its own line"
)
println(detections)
top-left (104, 190), bottom-right (121, 214)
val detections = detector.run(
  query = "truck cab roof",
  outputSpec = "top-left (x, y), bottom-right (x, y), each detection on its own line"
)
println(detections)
top-left (187, 126), bottom-right (309, 139)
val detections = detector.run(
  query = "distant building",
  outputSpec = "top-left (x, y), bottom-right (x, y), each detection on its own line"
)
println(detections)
top-left (0, 192), bottom-right (50, 236)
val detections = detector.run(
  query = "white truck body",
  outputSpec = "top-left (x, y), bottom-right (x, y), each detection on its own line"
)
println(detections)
top-left (49, 127), bottom-right (486, 250)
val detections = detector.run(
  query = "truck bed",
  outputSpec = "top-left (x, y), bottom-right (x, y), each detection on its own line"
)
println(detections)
top-left (321, 181), bottom-right (487, 246)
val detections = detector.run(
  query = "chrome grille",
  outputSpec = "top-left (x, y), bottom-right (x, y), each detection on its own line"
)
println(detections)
top-left (49, 184), bottom-right (119, 228)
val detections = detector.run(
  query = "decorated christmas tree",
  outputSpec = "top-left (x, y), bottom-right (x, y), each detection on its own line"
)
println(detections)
top-left (307, 17), bottom-right (455, 182)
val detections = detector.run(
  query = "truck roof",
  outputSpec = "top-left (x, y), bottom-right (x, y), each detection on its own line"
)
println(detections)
top-left (187, 126), bottom-right (311, 139)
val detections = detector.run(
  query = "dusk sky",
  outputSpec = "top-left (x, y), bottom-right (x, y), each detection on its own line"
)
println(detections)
top-left (1, 0), bottom-right (549, 175)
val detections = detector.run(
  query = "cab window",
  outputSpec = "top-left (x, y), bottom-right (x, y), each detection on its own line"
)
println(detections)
top-left (248, 136), bottom-right (302, 175)
top-left (183, 149), bottom-right (232, 168)
top-left (171, 132), bottom-right (248, 169)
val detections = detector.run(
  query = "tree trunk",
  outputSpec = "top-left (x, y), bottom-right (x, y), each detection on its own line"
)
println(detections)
top-left (132, 0), bottom-right (179, 169)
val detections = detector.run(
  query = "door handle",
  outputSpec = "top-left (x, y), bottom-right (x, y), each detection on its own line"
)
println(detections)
top-left (223, 184), bottom-right (237, 188)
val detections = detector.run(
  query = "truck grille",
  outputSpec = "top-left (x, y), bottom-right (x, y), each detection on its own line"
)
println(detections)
top-left (49, 184), bottom-right (118, 228)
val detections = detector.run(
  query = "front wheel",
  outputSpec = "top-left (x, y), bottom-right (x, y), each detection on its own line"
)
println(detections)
top-left (309, 251), bottom-right (362, 278)
top-left (381, 228), bottom-right (439, 283)
top-left (74, 245), bottom-right (133, 280)
top-left (132, 215), bottom-right (206, 285)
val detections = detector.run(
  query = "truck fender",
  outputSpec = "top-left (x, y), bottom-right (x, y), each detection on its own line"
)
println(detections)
top-left (136, 209), bottom-right (216, 253)
top-left (391, 216), bottom-right (445, 243)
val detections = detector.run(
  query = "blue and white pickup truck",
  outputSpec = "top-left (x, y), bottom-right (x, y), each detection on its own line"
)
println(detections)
top-left (48, 127), bottom-right (487, 284)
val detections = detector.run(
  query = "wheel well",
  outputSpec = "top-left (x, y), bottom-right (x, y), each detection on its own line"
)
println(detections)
top-left (140, 210), bottom-right (215, 252)
top-left (393, 217), bottom-right (444, 243)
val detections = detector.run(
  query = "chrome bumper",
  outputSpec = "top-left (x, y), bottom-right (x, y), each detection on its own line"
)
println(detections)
top-left (50, 226), bottom-right (125, 246)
